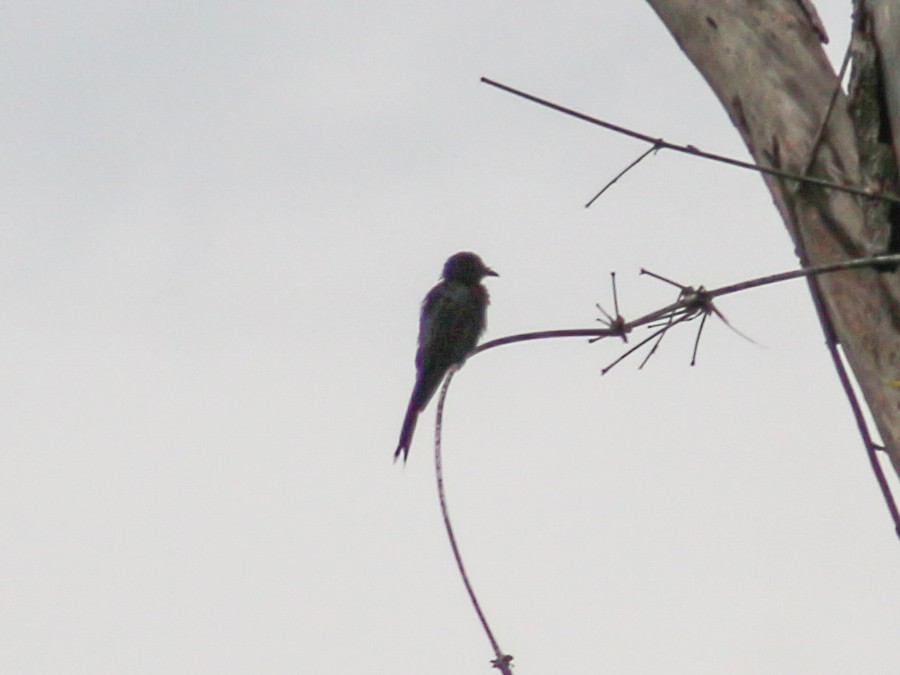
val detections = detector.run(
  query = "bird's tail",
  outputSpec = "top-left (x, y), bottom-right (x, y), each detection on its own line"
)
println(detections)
top-left (394, 394), bottom-right (421, 463)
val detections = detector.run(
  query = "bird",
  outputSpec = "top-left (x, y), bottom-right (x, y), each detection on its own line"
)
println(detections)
top-left (394, 252), bottom-right (498, 462)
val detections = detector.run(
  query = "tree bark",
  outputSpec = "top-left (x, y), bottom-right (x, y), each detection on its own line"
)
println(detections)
top-left (645, 0), bottom-right (900, 477)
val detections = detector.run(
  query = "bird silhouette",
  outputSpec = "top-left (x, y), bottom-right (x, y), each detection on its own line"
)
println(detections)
top-left (395, 252), bottom-right (498, 462)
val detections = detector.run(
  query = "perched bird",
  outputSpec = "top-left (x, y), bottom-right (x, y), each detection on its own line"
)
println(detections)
top-left (394, 252), bottom-right (498, 462)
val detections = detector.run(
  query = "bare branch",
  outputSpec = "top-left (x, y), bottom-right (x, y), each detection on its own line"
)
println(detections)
top-left (480, 77), bottom-right (900, 205)
top-left (475, 254), bottom-right (900, 367)
top-left (434, 366), bottom-right (514, 674)
top-left (586, 143), bottom-right (661, 207)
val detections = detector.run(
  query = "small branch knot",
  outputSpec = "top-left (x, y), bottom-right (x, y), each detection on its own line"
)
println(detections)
top-left (491, 653), bottom-right (514, 674)
top-left (679, 285), bottom-right (714, 317)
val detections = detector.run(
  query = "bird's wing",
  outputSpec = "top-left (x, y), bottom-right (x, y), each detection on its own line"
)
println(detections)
top-left (416, 281), bottom-right (486, 376)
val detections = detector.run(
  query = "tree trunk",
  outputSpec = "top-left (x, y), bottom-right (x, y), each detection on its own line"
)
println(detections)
top-left (645, 0), bottom-right (900, 479)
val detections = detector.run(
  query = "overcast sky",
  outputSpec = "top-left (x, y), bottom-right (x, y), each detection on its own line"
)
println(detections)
top-left (2, 2), bottom-right (898, 673)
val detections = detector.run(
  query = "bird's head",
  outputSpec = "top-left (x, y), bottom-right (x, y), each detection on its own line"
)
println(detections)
top-left (442, 252), bottom-right (498, 284)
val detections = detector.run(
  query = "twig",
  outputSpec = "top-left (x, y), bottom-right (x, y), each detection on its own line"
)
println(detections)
top-left (475, 253), bottom-right (900, 370)
top-left (434, 367), bottom-right (514, 674)
top-left (611, 272), bottom-right (621, 317)
top-left (475, 254), bottom-right (900, 358)
top-left (801, 37), bottom-right (853, 179)
top-left (586, 143), bottom-right (661, 207)
top-left (690, 312), bottom-right (708, 366)
top-left (638, 311), bottom-right (689, 370)
top-left (830, 344), bottom-right (900, 538)
top-left (601, 320), bottom-right (675, 375)
top-left (593, 272), bottom-right (628, 343)
top-left (702, 254), bottom-right (900, 299)
top-left (789, 32), bottom-right (900, 539)
top-left (640, 268), bottom-right (688, 289)
top-left (480, 76), bottom-right (900, 205)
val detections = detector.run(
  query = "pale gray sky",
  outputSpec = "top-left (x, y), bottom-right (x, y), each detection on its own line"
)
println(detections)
top-left (1, 2), bottom-right (898, 673)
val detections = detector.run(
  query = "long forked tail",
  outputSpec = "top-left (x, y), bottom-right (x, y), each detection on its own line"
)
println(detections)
top-left (394, 399), bottom-right (420, 463)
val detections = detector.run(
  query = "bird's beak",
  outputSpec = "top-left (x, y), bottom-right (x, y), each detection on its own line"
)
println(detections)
top-left (484, 267), bottom-right (499, 278)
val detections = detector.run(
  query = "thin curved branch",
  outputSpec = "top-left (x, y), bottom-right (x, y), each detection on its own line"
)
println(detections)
top-left (432, 255), bottom-right (900, 667)
top-left (434, 366), bottom-right (514, 675)
top-left (474, 253), bottom-right (900, 357)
